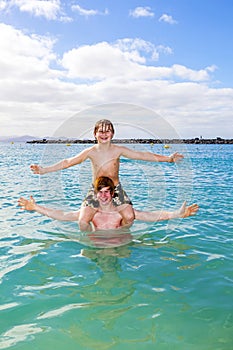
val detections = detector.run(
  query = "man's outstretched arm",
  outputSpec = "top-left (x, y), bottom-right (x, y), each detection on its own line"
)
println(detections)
top-left (18, 196), bottom-right (80, 222)
top-left (134, 201), bottom-right (199, 222)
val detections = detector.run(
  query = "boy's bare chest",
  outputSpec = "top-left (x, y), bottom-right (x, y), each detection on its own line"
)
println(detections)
top-left (91, 151), bottom-right (119, 167)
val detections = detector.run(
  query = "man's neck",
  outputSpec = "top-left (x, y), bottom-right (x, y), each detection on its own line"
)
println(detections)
top-left (98, 202), bottom-right (115, 212)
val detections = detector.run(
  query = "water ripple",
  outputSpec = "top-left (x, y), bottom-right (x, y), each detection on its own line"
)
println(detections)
top-left (0, 143), bottom-right (232, 349)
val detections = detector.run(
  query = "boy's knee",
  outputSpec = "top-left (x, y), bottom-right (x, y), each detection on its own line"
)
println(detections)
top-left (79, 219), bottom-right (92, 232)
top-left (126, 211), bottom-right (135, 222)
top-left (121, 206), bottom-right (135, 225)
top-left (78, 207), bottom-right (96, 231)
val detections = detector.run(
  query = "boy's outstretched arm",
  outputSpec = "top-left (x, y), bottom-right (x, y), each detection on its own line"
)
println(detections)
top-left (119, 145), bottom-right (184, 163)
top-left (134, 201), bottom-right (199, 222)
top-left (30, 147), bottom-right (92, 175)
top-left (18, 196), bottom-right (80, 222)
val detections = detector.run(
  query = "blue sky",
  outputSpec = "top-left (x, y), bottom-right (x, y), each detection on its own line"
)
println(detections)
top-left (0, 0), bottom-right (232, 139)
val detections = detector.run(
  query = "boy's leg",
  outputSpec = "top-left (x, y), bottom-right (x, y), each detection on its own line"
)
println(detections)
top-left (78, 206), bottom-right (97, 231)
top-left (79, 185), bottom-right (99, 231)
top-left (117, 204), bottom-right (135, 227)
top-left (113, 183), bottom-right (134, 227)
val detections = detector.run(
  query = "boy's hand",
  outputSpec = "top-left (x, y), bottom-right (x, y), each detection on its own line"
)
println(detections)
top-left (169, 152), bottom-right (184, 163)
top-left (18, 196), bottom-right (36, 211)
top-left (30, 164), bottom-right (44, 174)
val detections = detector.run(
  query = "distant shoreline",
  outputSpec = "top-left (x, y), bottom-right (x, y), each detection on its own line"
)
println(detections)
top-left (26, 137), bottom-right (233, 145)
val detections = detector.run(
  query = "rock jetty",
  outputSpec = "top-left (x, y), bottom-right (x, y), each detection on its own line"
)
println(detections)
top-left (27, 137), bottom-right (233, 144)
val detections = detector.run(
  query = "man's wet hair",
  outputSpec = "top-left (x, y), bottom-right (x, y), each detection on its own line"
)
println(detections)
top-left (94, 176), bottom-right (115, 195)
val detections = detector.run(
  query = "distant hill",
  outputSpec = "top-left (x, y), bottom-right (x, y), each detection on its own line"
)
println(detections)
top-left (0, 135), bottom-right (57, 142)
top-left (0, 135), bottom-right (78, 142)
top-left (0, 135), bottom-right (39, 142)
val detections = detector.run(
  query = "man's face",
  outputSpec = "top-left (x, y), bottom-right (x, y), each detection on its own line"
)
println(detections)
top-left (95, 124), bottom-right (113, 143)
top-left (96, 186), bottom-right (113, 205)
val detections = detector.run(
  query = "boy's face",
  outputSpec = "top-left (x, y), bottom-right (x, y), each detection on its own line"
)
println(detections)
top-left (96, 186), bottom-right (113, 206)
top-left (95, 124), bottom-right (114, 143)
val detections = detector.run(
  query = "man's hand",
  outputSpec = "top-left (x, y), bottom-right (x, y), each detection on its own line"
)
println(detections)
top-left (18, 196), bottom-right (36, 211)
top-left (169, 152), bottom-right (184, 163)
top-left (179, 201), bottom-right (199, 218)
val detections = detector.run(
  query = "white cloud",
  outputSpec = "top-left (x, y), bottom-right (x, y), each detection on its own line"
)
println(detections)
top-left (71, 4), bottom-right (109, 17)
top-left (0, 0), bottom-right (66, 20)
top-left (129, 6), bottom-right (154, 18)
top-left (206, 65), bottom-right (218, 73)
top-left (0, 0), bottom-right (7, 10)
top-left (159, 14), bottom-right (177, 24)
top-left (0, 23), bottom-right (57, 79)
top-left (0, 23), bottom-right (232, 139)
top-left (115, 38), bottom-right (161, 61)
top-left (60, 40), bottom-right (213, 82)
top-left (61, 38), bottom-right (172, 78)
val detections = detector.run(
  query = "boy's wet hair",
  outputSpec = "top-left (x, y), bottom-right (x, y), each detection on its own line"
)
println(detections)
top-left (94, 119), bottom-right (115, 136)
top-left (94, 176), bottom-right (115, 195)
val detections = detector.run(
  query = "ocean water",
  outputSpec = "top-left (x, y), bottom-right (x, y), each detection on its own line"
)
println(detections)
top-left (0, 142), bottom-right (232, 350)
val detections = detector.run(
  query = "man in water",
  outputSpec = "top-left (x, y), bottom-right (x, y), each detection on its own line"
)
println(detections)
top-left (30, 119), bottom-right (184, 231)
top-left (18, 176), bottom-right (198, 231)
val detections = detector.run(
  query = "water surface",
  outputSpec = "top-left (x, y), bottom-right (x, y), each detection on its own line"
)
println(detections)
top-left (0, 143), bottom-right (232, 349)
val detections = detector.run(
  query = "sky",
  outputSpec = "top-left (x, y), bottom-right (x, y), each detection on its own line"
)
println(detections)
top-left (0, 0), bottom-right (233, 139)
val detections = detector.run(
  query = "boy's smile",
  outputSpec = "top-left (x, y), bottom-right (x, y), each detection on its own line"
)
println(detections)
top-left (95, 126), bottom-right (113, 143)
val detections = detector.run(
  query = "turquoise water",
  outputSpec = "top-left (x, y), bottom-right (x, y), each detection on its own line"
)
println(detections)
top-left (0, 142), bottom-right (232, 349)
